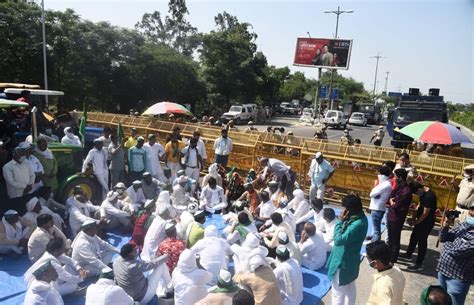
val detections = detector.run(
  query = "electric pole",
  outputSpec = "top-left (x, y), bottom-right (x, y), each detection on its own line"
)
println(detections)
top-left (384, 71), bottom-right (390, 95)
top-left (370, 53), bottom-right (385, 96)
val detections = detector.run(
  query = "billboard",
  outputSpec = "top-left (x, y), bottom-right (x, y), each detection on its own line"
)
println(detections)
top-left (293, 38), bottom-right (353, 70)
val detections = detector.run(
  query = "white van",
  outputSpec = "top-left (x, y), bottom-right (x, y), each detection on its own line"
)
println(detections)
top-left (324, 110), bottom-right (348, 129)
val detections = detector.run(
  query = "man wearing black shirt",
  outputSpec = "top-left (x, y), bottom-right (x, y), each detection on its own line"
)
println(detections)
top-left (401, 182), bottom-right (437, 270)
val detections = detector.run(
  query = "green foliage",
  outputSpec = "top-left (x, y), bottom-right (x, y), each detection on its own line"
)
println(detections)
top-left (450, 111), bottom-right (474, 131)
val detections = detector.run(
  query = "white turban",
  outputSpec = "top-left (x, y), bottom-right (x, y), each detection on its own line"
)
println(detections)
top-left (26, 197), bottom-right (40, 212)
top-left (292, 189), bottom-right (305, 200)
top-left (157, 191), bottom-right (171, 206)
top-left (243, 232), bottom-right (260, 249)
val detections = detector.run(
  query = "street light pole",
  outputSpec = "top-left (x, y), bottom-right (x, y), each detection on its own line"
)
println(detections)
top-left (324, 6), bottom-right (354, 110)
top-left (41, 0), bottom-right (49, 108)
top-left (370, 53), bottom-right (385, 96)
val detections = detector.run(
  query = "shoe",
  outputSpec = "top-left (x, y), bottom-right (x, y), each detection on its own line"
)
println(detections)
top-left (399, 253), bottom-right (412, 261)
top-left (407, 263), bottom-right (423, 271)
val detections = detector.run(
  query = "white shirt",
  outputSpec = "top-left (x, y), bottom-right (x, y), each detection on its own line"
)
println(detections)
top-left (307, 159), bottom-right (334, 187)
top-left (181, 146), bottom-right (200, 167)
top-left (196, 138), bottom-right (207, 160)
top-left (126, 186), bottom-right (146, 207)
top-left (369, 175), bottom-right (393, 212)
top-left (172, 268), bottom-right (212, 305)
top-left (142, 216), bottom-right (167, 262)
top-left (71, 231), bottom-right (118, 271)
top-left (322, 219), bottom-right (336, 248)
top-left (274, 258), bottom-right (304, 305)
top-left (24, 279), bottom-right (64, 305)
top-left (68, 199), bottom-right (100, 237)
top-left (26, 155), bottom-right (44, 191)
top-left (288, 197), bottom-right (310, 221)
top-left (2, 159), bottom-right (35, 198)
top-left (25, 252), bottom-right (82, 288)
top-left (200, 185), bottom-right (227, 211)
top-left (28, 226), bottom-right (67, 262)
top-left (259, 200), bottom-right (276, 218)
top-left (143, 142), bottom-right (165, 176)
top-left (85, 278), bottom-right (134, 305)
top-left (82, 147), bottom-right (108, 176)
top-left (191, 236), bottom-right (231, 274)
top-left (100, 199), bottom-right (129, 219)
top-left (61, 134), bottom-right (81, 146)
top-left (299, 231), bottom-right (327, 270)
top-left (213, 137), bottom-right (233, 155)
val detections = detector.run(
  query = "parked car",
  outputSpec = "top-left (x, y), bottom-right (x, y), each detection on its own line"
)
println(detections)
top-left (348, 112), bottom-right (367, 126)
top-left (324, 110), bottom-right (348, 129)
top-left (299, 108), bottom-right (314, 124)
top-left (279, 102), bottom-right (297, 115)
top-left (221, 104), bottom-right (254, 124)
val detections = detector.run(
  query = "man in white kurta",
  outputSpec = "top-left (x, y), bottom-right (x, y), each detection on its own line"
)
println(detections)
top-left (172, 175), bottom-right (193, 214)
top-left (69, 194), bottom-right (101, 237)
top-left (25, 237), bottom-right (86, 296)
top-left (100, 191), bottom-right (130, 230)
top-left (191, 225), bottom-right (231, 284)
top-left (2, 147), bottom-right (35, 199)
top-left (24, 261), bottom-right (64, 305)
top-left (288, 189), bottom-right (310, 232)
top-left (298, 222), bottom-right (327, 270)
top-left (230, 232), bottom-right (269, 274)
top-left (181, 137), bottom-right (202, 183)
top-left (307, 152), bottom-right (334, 202)
top-left (200, 177), bottom-right (227, 213)
top-left (71, 220), bottom-right (119, 277)
top-left (23, 197), bottom-right (65, 230)
top-left (143, 134), bottom-right (165, 180)
top-left (126, 181), bottom-right (146, 212)
top-left (82, 139), bottom-right (109, 200)
top-left (85, 267), bottom-right (134, 305)
top-left (0, 210), bottom-right (35, 254)
top-left (273, 246), bottom-right (304, 305)
top-left (277, 231), bottom-right (302, 265)
top-left (28, 214), bottom-right (69, 263)
top-left (21, 142), bottom-right (44, 192)
top-left (172, 249), bottom-right (213, 305)
top-left (61, 127), bottom-right (81, 146)
top-left (141, 204), bottom-right (171, 262)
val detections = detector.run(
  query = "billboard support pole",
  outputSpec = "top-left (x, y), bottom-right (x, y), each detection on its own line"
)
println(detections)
top-left (313, 68), bottom-right (322, 121)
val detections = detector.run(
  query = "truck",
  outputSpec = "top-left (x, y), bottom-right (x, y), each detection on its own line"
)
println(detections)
top-left (357, 103), bottom-right (381, 124)
top-left (389, 89), bottom-right (448, 148)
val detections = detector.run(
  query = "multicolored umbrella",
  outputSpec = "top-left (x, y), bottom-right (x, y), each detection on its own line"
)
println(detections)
top-left (142, 102), bottom-right (193, 116)
top-left (0, 98), bottom-right (28, 109)
top-left (398, 121), bottom-right (472, 145)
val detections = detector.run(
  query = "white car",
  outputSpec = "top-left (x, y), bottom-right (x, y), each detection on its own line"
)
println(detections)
top-left (349, 112), bottom-right (367, 127)
top-left (324, 110), bottom-right (348, 129)
top-left (221, 104), bottom-right (254, 124)
top-left (299, 108), bottom-right (314, 124)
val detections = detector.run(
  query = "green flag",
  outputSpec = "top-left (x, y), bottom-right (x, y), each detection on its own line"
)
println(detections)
top-left (117, 121), bottom-right (125, 144)
top-left (79, 102), bottom-right (87, 146)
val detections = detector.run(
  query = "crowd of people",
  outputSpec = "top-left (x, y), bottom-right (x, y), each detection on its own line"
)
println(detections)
top-left (0, 120), bottom-right (472, 305)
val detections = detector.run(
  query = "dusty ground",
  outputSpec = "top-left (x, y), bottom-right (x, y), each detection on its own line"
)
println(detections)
top-left (319, 224), bottom-right (474, 305)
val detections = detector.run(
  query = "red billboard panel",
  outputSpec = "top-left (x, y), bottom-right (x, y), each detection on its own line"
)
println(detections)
top-left (293, 38), bottom-right (353, 70)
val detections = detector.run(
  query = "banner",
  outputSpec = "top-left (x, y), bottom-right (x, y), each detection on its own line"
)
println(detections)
top-left (293, 38), bottom-right (353, 70)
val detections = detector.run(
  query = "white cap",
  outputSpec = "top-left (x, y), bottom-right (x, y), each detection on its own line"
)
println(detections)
top-left (81, 219), bottom-right (98, 230)
top-left (17, 142), bottom-right (31, 150)
top-left (101, 266), bottom-right (113, 274)
top-left (178, 175), bottom-right (188, 184)
top-left (132, 180), bottom-right (142, 186)
top-left (277, 231), bottom-right (289, 244)
top-left (144, 199), bottom-right (155, 209)
top-left (26, 197), bottom-right (39, 211)
top-left (315, 152), bottom-right (323, 158)
top-left (4, 210), bottom-right (18, 218)
top-left (165, 221), bottom-right (175, 231)
top-left (218, 269), bottom-right (232, 283)
top-left (187, 202), bottom-right (198, 214)
top-left (115, 182), bottom-right (126, 189)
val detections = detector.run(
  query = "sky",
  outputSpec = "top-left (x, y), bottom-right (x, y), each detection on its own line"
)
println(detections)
top-left (45, 0), bottom-right (474, 103)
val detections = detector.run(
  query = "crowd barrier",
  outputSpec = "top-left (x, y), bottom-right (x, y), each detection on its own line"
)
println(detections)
top-left (87, 112), bottom-right (474, 212)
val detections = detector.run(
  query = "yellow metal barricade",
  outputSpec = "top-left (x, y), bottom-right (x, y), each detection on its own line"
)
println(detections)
top-left (87, 112), bottom-right (470, 212)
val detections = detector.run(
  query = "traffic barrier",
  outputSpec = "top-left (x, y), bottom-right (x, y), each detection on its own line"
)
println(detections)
top-left (87, 112), bottom-right (472, 211)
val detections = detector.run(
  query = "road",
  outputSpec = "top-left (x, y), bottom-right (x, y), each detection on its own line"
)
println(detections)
top-left (252, 115), bottom-right (392, 147)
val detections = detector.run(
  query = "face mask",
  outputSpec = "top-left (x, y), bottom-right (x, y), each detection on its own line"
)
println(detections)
top-left (464, 173), bottom-right (472, 179)
top-left (117, 189), bottom-right (124, 195)
top-left (367, 259), bottom-right (377, 269)
top-left (466, 216), bottom-right (474, 226)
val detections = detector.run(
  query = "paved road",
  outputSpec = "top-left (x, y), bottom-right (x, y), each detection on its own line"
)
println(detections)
top-left (252, 115), bottom-right (392, 147)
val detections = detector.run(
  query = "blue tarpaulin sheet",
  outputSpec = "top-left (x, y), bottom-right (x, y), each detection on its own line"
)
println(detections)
top-left (0, 210), bottom-right (382, 305)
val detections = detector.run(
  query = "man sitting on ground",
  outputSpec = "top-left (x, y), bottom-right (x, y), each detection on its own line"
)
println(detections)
top-left (298, 222), bottom-right (327, 270)
top-left (28, 214), bottom-right (69, 263)
top-left (273, 245), bottom-right (304, 305)
top-left (71, 220), bottom-right (119, 277)
top-left (85, 267), bottom-right (134, 305)
top-left (0, 210), bottom-right (35, 255)
top-left (99, 191), bottom-right (131, 231)
top-left (24, 261), bottom-right (63, 305)
top-left (200, 177), bottom-right (228, 214)
top-left (113, 243), bottom-right (170, 303)
top-left (196, 269), bottom-right (240, 305)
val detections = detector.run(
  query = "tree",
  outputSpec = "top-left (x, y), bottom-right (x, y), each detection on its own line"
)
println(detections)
top-left (199, 12), bottom-right (265, 109)
top-left (279, 72), bottom-right (310, 102)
